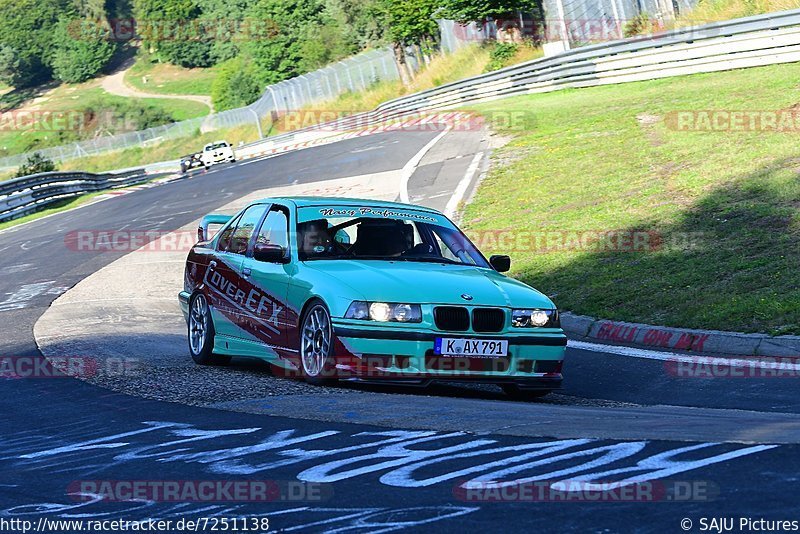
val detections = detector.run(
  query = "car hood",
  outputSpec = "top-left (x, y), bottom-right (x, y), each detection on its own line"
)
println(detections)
top-left (303, 260), bottom-right (554, 308)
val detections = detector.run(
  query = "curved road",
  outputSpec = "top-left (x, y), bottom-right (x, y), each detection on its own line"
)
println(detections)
top-left (101, 58), bottom-right (214, 112)
top-left (1, 129), bottom-right (798, 533)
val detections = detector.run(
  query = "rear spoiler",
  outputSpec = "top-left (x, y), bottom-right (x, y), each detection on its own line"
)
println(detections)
top-left (198, 214), bottom-right (233, 242)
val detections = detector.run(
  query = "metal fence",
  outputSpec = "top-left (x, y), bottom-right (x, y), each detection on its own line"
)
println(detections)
top-left (440, 0), bottom-right (703, 51)
top-left (0, 48), bottom-right (421, 171)
top-left (373, 9), bottom-right (800, 115)
top-left (542, 0), bottom-right (699, 46)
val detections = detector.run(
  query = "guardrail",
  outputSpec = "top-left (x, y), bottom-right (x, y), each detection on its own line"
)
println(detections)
top-left (375, 9), bottom-right (800, 113)
top-left (7, 9), bottom-right (800, 223)
top-left (0, 169), bottom-right (146, 223)
top-left (212, 8), bottom-right (800, 162)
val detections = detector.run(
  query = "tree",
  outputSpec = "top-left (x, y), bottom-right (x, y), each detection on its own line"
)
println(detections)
top-left (195, 0), bottom-right (256, 64)
top-left (211, 57), bottom-right (262, 111)
top-left (0, 45), bottom-right (21, 87)
top-left (133, 0), bottom-right (214, 68)
top-left (437, 0), bottom-right (540, 41)
top-left (241, 0), bottom-right (325, 85)
top-left (437, 0), bottom-right (539, 22)
top-left (377, 0), bottom-right (439, 85)
top-left (50, 17), bottom-right (117, 84)
top-left (0, 0), bottom-right (70, 87)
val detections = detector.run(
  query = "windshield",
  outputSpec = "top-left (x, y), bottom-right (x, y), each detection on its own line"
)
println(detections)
top-left (296, 205), bottom-right (490, 267)
top-left (207, 142), bottom-right (228, 150)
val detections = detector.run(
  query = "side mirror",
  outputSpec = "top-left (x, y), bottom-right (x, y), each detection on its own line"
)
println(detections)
top-left (253, 243), bottom-right (288, 263)
top-left (489, 254), bottom-right (511, 272)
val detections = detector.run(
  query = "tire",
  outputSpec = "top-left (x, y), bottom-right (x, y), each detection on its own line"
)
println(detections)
top-left (502, 384), bottom-right (551, 401)
top-left (299, 300), bottom-right (336, 386)
top-left (188, 293), bottom-right (231, 365)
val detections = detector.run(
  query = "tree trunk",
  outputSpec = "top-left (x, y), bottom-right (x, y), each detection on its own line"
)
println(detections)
top-left (392, 42), bottom-right (412, 87)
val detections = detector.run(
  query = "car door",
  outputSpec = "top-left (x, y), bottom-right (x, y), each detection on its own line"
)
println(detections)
top-left (205, 204), bottom-right (267, 338)
top-left (239, 204), bottom-right (292, 349)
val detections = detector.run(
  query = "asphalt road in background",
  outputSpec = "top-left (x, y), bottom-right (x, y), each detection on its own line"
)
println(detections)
top-left (1, 129), bottom-right (798, 533)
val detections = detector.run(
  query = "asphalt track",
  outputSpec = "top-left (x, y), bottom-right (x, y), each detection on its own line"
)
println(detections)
top-left (1, 129), bottom-right (799, 533)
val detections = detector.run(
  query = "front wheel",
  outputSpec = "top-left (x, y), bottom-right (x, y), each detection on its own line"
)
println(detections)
top-left (188, 293), bottom-right (230, 365)
top-left (502, 384), bottom-right (551, 401)
top-left (300, 301), bottom-right (335, 385)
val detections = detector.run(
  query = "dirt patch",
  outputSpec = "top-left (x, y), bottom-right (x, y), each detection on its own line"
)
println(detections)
top-left (636, 112), bottom-right (664, 147)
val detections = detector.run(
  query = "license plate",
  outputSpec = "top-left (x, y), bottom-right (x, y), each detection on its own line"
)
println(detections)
top-left (434, 338), bottom-right (508, 358)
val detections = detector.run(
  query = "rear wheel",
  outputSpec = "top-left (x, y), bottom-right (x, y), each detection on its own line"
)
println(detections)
top-left (300, 301), bottom-right (335, 385)
top-left (188, 293), bottom-right (231, 365)
top-left (502, 384), bottom-right (551, 401)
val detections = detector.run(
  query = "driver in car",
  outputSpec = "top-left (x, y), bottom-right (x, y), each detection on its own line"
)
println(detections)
top-left (299, 219), bottom-right (334, 257)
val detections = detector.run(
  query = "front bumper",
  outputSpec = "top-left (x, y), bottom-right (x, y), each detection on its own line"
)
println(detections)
top-left (332, 322), bottom-right (566, 387)
top-left (178, 291), bottom-right (191, 323)
top-left (206, 153), bottom-right (234, 164)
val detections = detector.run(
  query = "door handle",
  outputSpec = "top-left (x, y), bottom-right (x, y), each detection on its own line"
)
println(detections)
top-left (209, 260), bottom-right (217, 269)
top-left (242, 267), bottom-right (252, 277)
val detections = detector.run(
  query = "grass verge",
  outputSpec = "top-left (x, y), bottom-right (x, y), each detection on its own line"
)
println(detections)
top-left (0, 85), bottom-right (209, 158)
top-left (678, 0), bottom-right (800, 25)
top-left (465, 62), bottom-right (800, 335)
top-left (125, 58), bottom-right (218, 96)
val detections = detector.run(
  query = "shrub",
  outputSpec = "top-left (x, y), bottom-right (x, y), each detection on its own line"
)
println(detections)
top-left (15, 153), bottom-right (57, 177)
top-left (484, 42), bottom-right (518, 72)
top-left (624, 13), bottom-right (655, 37)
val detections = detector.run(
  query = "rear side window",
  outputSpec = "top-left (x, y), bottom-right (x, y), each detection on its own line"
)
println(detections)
top-left (215, 214), bottom-right (241, 251)
top-left (218, 205), bottom-right (266, 254)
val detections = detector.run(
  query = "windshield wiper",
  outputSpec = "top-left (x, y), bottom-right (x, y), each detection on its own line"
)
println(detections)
top-left (395, 256), bottom-right (464, 265)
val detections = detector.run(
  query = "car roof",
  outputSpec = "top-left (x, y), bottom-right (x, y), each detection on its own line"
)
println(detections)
top-left (253, 196), bottom-right (444, 215)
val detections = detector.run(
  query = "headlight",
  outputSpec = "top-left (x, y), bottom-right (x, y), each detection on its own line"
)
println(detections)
top-left (345, 301), bottom-right (422, 322)
top-left (512, 308), bottom-right (560, 328)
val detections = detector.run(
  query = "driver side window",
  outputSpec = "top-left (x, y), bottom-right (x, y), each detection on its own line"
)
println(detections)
top-left (256, 207), bottom-right (289, 249)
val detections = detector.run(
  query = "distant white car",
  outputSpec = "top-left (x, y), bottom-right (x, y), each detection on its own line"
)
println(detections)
top-left (201, 141), bottom-right (236, 167)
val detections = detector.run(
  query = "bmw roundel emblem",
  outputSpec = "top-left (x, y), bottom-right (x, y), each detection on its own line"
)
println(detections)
top-left (461, 294), bottom-right (473, 301)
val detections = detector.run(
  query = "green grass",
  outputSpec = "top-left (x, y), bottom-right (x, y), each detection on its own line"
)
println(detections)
top-left (465, 62), bottom-right (800, 335)
top-left (138, 95), bottom-right (209, 120)
top-left (125, 58), bottom-right (218, 96)
top-left (678, 0), bottom-right (800, 26)
top-left (0, 86), bottom-right (209, 159)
